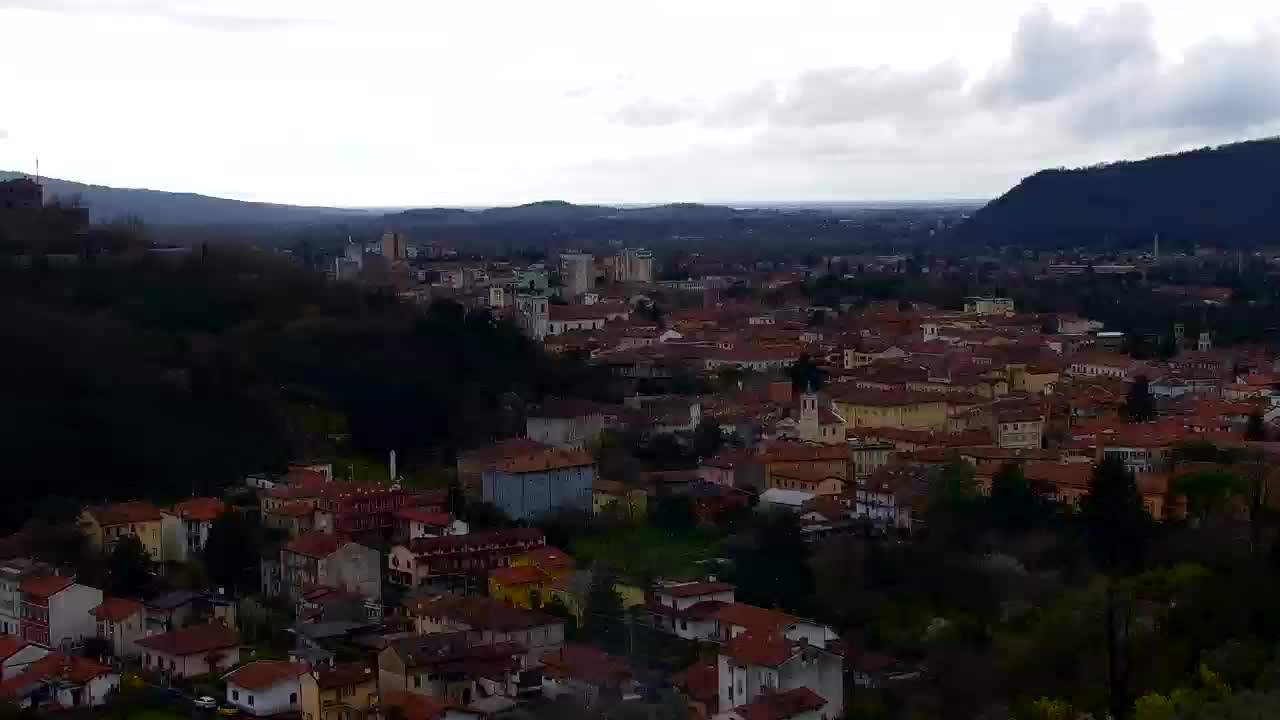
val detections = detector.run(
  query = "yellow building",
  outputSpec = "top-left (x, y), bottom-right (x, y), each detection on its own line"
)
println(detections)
top-left (1023, 366), bottom-right (1060, 395)
top-left (493, 546), bottom-right (576, 609)
top-left (300, 663), bottom-right (378, 720)
top-left (756, 441), bottom-right (850, 490)
top-left (592, 480), bottom-right (648, 520)
top-left (81, 501), bottom-right (166, 564)
top-left (832, 389), bottom-right (948, 431)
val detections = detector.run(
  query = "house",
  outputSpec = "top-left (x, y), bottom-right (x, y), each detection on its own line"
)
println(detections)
top-left (223, 660), bottom-right (304, 717)
top-left (0, 559), bottom-right (55, 637)
top-left (756, 442), bottom-right (849, 491)
top-left (716, 631), bottom-right (844, 720)
top-left (163, 498), bottom-right (227, 564)
top-left (830, 388), bottom-right (949, 432)
top-left (481, 450), bottom-right (596, 520)
top-left (490, 547), bottom-right (575, 610)
top-left (299, 663), bottom-right (379, 720)
top-left (526, 398), bottom-right (615, 449)
top-left (722, 687), bottom-right (828, 720)
top-left (993, 407), bottom-right (1045, 449)
top-left (698, 450), bottom-right (760, 489)
top-left (759, 488), bottom-right (815, 513)
top-left (394, 508), bottom-right (468, 543)
top-left (381, 689), bottom-right (484, 720)
top-left (794, 392), bottom-right (847, 446)
top-left (81, 501), bottom-right (167, 565)
top-left (144, 590), bottom-right (238, 634)
top-left (388, 529), bottom-right (546, 593)
top-left (591, 480), bottom-right (648, 520)
top-left (644, 581), bottom-right (735, 641)
top-left (90, 597), bottom-right (146, 659)
top-left (18, 576), bottom-right (101, 649)
top-left (0, 652), bottom-right (118, 710)
top-left (1067, 352), bottom-right (1146, 381)
top-left (456, 439), bottom-right (552, 500)
top-left (0, 636), bottom-right (48, 681)
top-left (541, 644), bottom-right (635, 706)
top-left (377, 633), bottom-right (525, 706)
top-left (136, 623), bottom-right (241, 678)
top-left (547, 304), bottom-right (608, 336)
top-left (272, 532), bottom-right (381, 603)
top-left (263, 501), bottom-right (322, 538)
top-left (403, 594), bottom-right (565, 667)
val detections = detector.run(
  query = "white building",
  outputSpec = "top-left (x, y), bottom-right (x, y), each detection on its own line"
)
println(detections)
top-left (0, 559), bottom-right (53, 636)
top-left (559, 252), bottom-right (595, 296)
top-left (516, 293), bottom-right (550, 341)
top-left (224, 660), bottom-right (303, 717)
top-left (19, 576), bottom-right (102, 649)
top-left (163, 498), bottom-right (227, 564)
top-left (712, 606), bottom-right (843, 720)
top-left (645, 581), bottom-right (735, 641)
top-left (963, 296), bottom-right (1015, 315)
top-left (616, 248), bottom-right (654, 283)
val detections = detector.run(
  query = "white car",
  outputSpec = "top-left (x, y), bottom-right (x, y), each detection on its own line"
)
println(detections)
top-left (194, 697), bottom-right (218, 711)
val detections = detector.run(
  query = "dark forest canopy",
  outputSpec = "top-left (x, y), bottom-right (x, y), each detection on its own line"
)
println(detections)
top-left (956, 136), bottom-right (1280, 250)
top-left (0, 250), bottom-right (610, 532)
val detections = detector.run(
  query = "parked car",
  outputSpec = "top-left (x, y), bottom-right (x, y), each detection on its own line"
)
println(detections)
top-left (217, 705), bottom-right (240, 716)
top-left (194, 697), bottom-right (217, 711)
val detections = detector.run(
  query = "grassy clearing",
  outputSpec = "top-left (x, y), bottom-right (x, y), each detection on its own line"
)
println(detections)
top-left (571, 526), bottom-right (723, 579)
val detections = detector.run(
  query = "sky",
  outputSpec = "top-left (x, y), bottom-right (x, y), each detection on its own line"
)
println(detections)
top-left (1, 0), bottom-right (1279, 207)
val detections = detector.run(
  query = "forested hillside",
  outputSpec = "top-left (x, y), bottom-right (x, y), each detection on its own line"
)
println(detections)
top-left (957, 137), bottom-right (1280, 249)
top-left (0, 251), bottom-right (608, 532)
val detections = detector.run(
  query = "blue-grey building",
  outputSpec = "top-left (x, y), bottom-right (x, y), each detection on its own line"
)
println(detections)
top-left (481, 451), bottom-right (596, 520)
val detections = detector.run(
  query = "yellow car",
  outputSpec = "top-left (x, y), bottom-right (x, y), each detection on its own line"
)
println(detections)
top-left (217, 706), bottom-right (240, 717)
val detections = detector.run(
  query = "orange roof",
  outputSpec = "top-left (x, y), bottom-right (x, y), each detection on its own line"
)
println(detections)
top-left (491, 449), bottom-right (594, 474)
top-left (522, 546), bottom-right (575, 571)
top-left (541, 643), bottom-right (633, 688)
top-left (136, 624), bottom-right (240, 656)
top-left (490, 565), bottom-right (549, 586)
top-left (224, 660), bottom-right (305, 690)
top-left (725, 630), bottom-right (796, 667)
top-left (830, 387), bottom-right (947, 407)
top-left (284, 532), bottom-right (345, 559)
top-left (758, 441), bottom-right (848, 463)
top-left (0, 636), bottom-right (28, 660)
top-left (735, 687), bottom-right (827, 720)
top-left (19, 576), bottom-right (73, 599)
top-left (91, 597), bottom-right (144, 622)
top-left (713, 603), bottom-right (795, 632)
top-left (87, 501), bottom-right (163, 526)
top-left (381, 690), bottom-right (456, 720)
top-left (170, 498), bottom-right (227, 522)
top-left (395, 508), bottom-right (451, 526)
top-left (0, 653), bottom-right (112, 697)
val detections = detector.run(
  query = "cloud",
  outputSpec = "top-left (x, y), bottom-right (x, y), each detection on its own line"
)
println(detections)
top-left (610, 97), bottom-right (699, 127)
top-left (977, 3), bottom-right (1157, 107)
top-left (0, 0), bottom-right (317, 31)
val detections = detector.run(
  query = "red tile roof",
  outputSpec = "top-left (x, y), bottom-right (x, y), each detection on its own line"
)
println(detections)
top-left (284, 532), bottom-right (345, 559)
top-left (490, 565), bottom-right (548, 586)
top-left (0, 635), bottom-right (28, 660)
top-left (406, 528), bottom-right (544, 555)
top-left (169, 498), bottom-right (227, 522)
top-left (87, 501), bottom-right (163, 526)
top-left (541, 643), bottom-right (632, 688)
top-left (224, 660), bottom-right (305, 690)
top-left (713, 603), bottom-right (795, 632)
top-left (310, 662), bottom-right (375, 690)
top-left (735, 688), bottom-right (827, 720)
top-left (135, 624), bottom-right (240, 656)
top-left (725, 630), bottom-right (797, 667)
top-left (267, 501), bottom-right (315, 518)
top-left (657, 581), bottom-right (736, 599)
top-left (19, 576), bottom-right (73, 599)
top-left (381, 690), bottom-right (456, 720)
top-left (522, 546), bottom-right (575, 571)
top-left (405, 594), bottom-right (559, 632)
top-left (0, 653), bottom-right (113, 698)
top-left (394, 508), bottom-right (451, 526)
top-left (91, 597), bottom-right (144, 622)
top-left (491, 449), bottom-right (595, 474)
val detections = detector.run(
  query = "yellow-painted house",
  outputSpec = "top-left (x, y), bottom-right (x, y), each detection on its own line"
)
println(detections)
top-left (493, 546), bottom-right (576, 609)
top-left (592, 480), bottom-right (649, 520)
top-left (300, 663), bottom-right (378, 720)
top-left (81, 501), bottom-right (167, 564)
top-left (756, 441), bottom-right (849, 490)
top-left (832, 388), bottom-right (949, 431)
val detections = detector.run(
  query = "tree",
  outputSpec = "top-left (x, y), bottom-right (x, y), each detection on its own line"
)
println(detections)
top-left (928, 457), bottom-right (985, 550)
top-left (204, 511), bottom-right (264, 595)
top-left (651, 494), bottom-right (698, 533)
top-left (1124, 375), bottom-right (1156, 422)
top-left (107, 535), bottom-right (153, 598)
top-left (1245, 412), bottom-right (1267, 441)
top-left (461, 500), bottom-right (510, 530)
top-left (693, 418), bottom-right (725, 460)
top-left (730, 509), bottom-right (814, 613)
top-left (1083, 456), bottom-right (1152, 720)
top-left (787, 353), bottom-right (826, 392)
top-left (544, 594), bottom-right (579, 636)
top-left (989, 462), bottom-right (1040, 534)
top-left (581, 566), bottom-right (626, 653)
top-left (1172, 470), bottom-right (1245, 527)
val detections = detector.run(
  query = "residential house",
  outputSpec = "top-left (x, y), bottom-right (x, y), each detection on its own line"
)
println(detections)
top-left (0, 652), bottom-right (118, 710)
top-left (591, 480), bottom-right (648, 520)
top-left (388, 529), bottom-right (545, 593)
top-left (163, 498), bottom-right (227, 564)
top-left (90, 597), bottom-right (146, 659)
top-left (81, 501), bottom-right (166, 565)
top-left (273, 532), bottom-right (381, 603)
top-left (456, 439), bottom-right (551, 500)
top-left (394, 508), bottom-right (468, 543)
top-left (377, 633), bottom-right (525, 706)
top-left (715, 629), bottom-right (844, 719)
top-left (526, 398), bottom-right (615, 449)
top-left (830, 389), bottom-right (949, 432)
top-left (299, 663), bottom-right (379, 720)
top-left (848, 440), bottom-right (895, 481)
top-left (698, 450), bottom-right (760, 489)
top-left (547, 304), bottom-right (607, 336)
top-left (756, 442), bottom-right (849, 491)
top-left (721, 687), bottom-right (828, 720)
top-left (1067, 352), bottom-right (1146, 380)
top-left (541, 644), bottom-right (636, 706)
top-left (0, 636), bottom-right (48, 681)
top-left (18, 576), bottom-right (101, 649)
top-left (144, 590), bottom-right (238, 634)
top-left (0, 559), bottom-right (54, 636)
top-left (223, 660), bottom-right (304, 717)
top-left (490, 547), bottom-right (575, 609)
top-left (481, 450), bottom-right (596, 521)
top-left (993, 407), bottom-right (1045, 449)
top-left (645, 581), bottom-right (736, 641)
top-left (404, 594), bottom-right (565, 668)
top-left (264, 501), bottom-right (323, 537)
top-left (136, 623), bottom-right (241, 678)
top-left (381, 689), bottom-right (483, 720)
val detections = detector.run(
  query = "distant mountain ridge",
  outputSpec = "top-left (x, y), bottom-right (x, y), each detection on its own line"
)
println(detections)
top-left (0, 171), bottom-right (370, 225)
top-left (956, 137), bottom-right (1280, 249)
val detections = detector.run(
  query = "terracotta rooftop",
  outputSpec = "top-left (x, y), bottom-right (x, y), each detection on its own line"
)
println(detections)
top-left (673, 661), bottom-right (719, 706)
top-left (0, 636), bottom-right (28, 660)
top-left (656, 580), bottom-right (735, 599)
top-left (522, 546), bottom-right (575, 571)
top-left (86, 501), bottom-right (163, 526)
top-left (406, 528), bottom-right (544, 555)
top-left (381, 690), bottom-right (457, 720)
top-left (394, 508), bottom-right (451, 526)
top-left (284, 532), bottom-right (346, 559)
top-left (404, 594), bottom-right (559, 632)
top-left (490, 565), bottom-right (549, 586)
top-left (541, 643), bottom-right (632, 688)
top-left (267, 501), bottom-right (315, 518)
top-left (459, 438), bottom-right (552, 465)
top-left (735, 687), bottom-right (827, 720)
top-left (725, 630), bottom-right (797, 667)
top-left (91, 597), bottom-right (144, 622)
top-left (491, 449), bottom-right (594, 474)
top-left (169, 498), bottom-right (227, 522)
top-left (136, 623), bottom-right (240, 656)
top-left (311, 662), bottom-right (375, 690)
top-left (713, 602), bottom-right (795, 632)
top-left (0, 653), bottom-right (112, 697)
top-left (19, 575), bottom-right (74, 599)
top-left (224, 660), bottom-right (305, 690)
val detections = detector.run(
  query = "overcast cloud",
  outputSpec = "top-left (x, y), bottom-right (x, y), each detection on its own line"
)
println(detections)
top-left (1, 0), bottom-right (1278, 206)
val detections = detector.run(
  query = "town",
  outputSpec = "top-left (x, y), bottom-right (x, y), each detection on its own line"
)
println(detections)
top-left (6, 167), bottom-right (1280, 720)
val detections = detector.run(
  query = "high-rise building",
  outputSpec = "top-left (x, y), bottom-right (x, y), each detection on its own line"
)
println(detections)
top-left (559, 252), bottom-right (594, 297)
top-left (617, 248), bottom-right (654, 283)
top-left (516, 293), bottom-right (550, 340)
top-left (381, 232), bottom-right (408, 261)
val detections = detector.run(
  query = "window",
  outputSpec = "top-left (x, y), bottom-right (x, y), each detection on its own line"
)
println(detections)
top-left (248, 696), bottom-right (255, 707)
top-left (232, 691), bottom-right (240, 701)
top-left (290, 693), bottom-right (297, 704)
top-left (413, 675), bottom-right (421, 688)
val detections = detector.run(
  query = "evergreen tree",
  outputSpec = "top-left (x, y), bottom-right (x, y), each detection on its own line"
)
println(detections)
top-left (989, 462), bottom-right (1040, 534)
top-left (107, 535), bottom-right (153, 598)
top-left (730, 509), bottom-right (814, 613)
top-left (1124, 375), bottom-right (1156, 422)
top-left (1246, 412), bottom-right (1267, 441)
top-left (581, 566), bottom-right (626, 653)
top-left (787, 354), bottom-right (826, 392)
top-left (204, 511), bottom-right (264, 595)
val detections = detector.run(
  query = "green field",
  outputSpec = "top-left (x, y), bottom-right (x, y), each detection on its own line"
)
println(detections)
top-left (570, 527), bottom-right (723, 580)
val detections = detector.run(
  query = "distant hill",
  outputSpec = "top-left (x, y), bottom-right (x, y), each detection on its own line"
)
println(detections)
top-left (383, 200), bottom-right (780, 228)
top-left (956, 137), bottom-right (1280, 249)
top-left (0, 171), bottom-right (370, 225)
